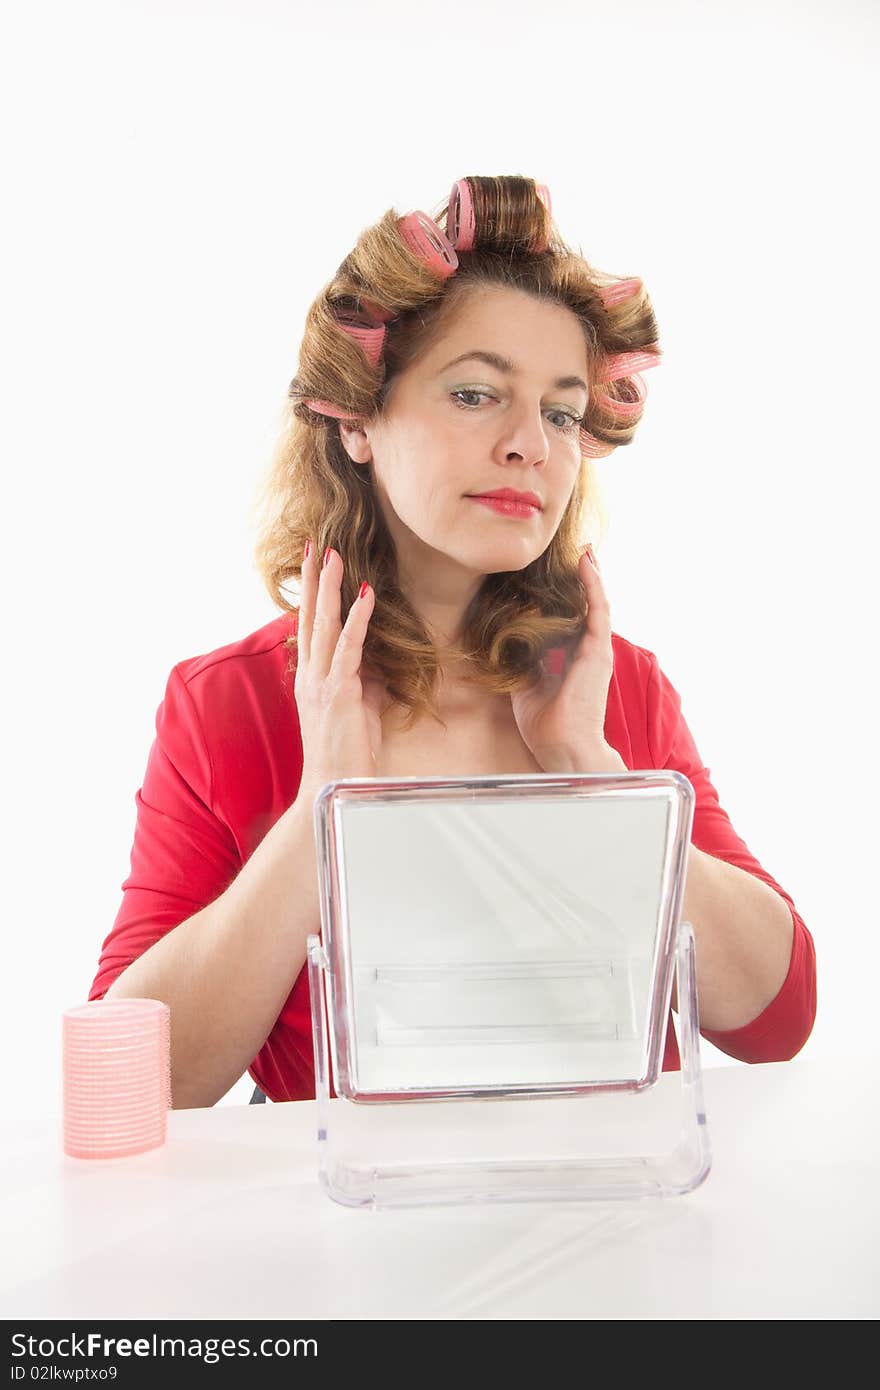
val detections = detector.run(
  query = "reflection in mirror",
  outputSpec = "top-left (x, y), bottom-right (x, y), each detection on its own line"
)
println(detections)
top-left (317, 775), bottom-right (693, 1098)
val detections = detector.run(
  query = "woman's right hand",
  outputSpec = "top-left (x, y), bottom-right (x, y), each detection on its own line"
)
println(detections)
top-left (293, 543), bottom-right (388, 806)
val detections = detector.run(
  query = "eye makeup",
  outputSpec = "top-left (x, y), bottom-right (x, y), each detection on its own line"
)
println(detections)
top-left (448, 386), bottom-right (585, 433)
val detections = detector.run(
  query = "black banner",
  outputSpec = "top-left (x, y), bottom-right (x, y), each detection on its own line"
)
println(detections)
top-left (3, 1320), bottom-right (504, 1380)
top-left (6, 1321), bottom-right (343, 1382)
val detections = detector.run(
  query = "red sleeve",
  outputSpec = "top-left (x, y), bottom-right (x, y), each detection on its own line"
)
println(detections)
top-left (88, 665), bottom-right (241, 1000)
top-left (645, 652), bottom-right (817, 1062)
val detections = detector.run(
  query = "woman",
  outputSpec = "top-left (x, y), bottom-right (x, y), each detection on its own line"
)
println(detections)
top-left (90, 175), bottom-right (816, 1107)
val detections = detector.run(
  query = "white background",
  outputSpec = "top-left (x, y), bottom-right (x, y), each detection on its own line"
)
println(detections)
top-left (1, 0), bottom-right (876, 1116)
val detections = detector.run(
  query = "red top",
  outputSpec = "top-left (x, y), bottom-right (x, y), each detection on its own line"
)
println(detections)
top-left (89, 613), bottom-right (817, 1101)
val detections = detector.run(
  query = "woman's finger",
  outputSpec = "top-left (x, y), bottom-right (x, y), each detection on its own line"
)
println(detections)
top-left (580, 548), bottom-right (611, 642)
top-left (329, 579), bottom-right (375, 687)
top-left (296, 540), bottom-right (316, 667)
top-left (308, 547), bottom-right (345, 681)
top-left (560, 550), bottom-right (612, 699)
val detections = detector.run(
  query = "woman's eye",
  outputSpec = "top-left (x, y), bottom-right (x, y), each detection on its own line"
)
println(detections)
top-left (449, 389), bottom-right (582, 433)
top-left (546, 409), bottom-right (583, 433)
top-left (450, 389), bottom-right (491, 409)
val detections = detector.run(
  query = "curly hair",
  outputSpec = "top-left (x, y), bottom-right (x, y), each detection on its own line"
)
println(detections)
top-left (250, 174), bottom-right (661, 731)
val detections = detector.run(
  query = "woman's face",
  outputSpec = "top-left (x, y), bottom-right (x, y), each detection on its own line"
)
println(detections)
top-left (340, 285), bottom-right (591, 584)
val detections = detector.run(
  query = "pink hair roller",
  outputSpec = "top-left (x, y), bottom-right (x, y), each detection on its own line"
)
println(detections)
top-left (306, 303), bottom-right (389, 417)
top-left (594, 374), bottom-right (648, 421)
top-left (447, 178), bottom-right (552, 253)
top-left (598, 349), bottom-right (662, 383)
top-left (585, 348), bottom-right (660, 430)
top-left (304, 398), bottom-right (362, 420)
top-left (447, 178), bottom-right (476, 252)
top-left (334, 311), bottom-right (387, 367)
top-left (358, 297), bottom-right (397, 324)
top-left (578, 431), bottom-right (615, 459)
top-left (598, 278), bottom-right (643, 309)
top-left (62, 999), bottom-right (171, 1160)
top-left (397, 211), bottom-right (459, 279)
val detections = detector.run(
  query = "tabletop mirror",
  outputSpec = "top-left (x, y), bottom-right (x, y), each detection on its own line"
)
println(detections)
top-left (306, 771), bottom-right (712, 1208)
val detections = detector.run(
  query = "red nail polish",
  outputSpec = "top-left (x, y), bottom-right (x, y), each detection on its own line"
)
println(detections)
top-left (323, 547), bottom-right (332, 568)
top-left (304, 539), bottom-right (311, 560)
top-left (358, 581), bottom-right (369, 599)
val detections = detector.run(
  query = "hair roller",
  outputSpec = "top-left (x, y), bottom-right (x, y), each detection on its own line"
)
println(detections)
top-left (333, 310), bottom-right (387, 367)
top-left (397, 211), bottom-right (459, 279)
top-left (447, 179), bottom-right (476, 252)
top-left (303, 398), bottom-right (363, 420)
top-left (598, 278), bottom-right (643, 309)
top-left (593, 374), bottom-right (648, 421)
top-left (359, 297), bottom-right (397, 324)
top-left (597, 349), bottom-right (662, 383)
top-left (578, 428), bottom-right (617, 459)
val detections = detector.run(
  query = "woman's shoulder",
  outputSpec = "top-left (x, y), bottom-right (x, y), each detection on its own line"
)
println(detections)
top-left (173, 611), bottom-right (298, 687)
top-left (165, 611), bottom-right (301, 764)
top-left (610, 628), bottom-right (659, 683)
top-left (161, 612), bottom-right (302, 846)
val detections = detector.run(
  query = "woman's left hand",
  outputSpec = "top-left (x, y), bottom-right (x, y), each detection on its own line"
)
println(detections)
top-left (511, 547), bottom-right (623, 773)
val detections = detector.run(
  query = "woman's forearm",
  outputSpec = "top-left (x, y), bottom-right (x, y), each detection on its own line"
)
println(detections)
top-left (105, 798), bottom-right (321, 1109)
top-left (678, 843), bottom-right (795, 1031)
top-left (554, 743), bottom-right (796, 1032)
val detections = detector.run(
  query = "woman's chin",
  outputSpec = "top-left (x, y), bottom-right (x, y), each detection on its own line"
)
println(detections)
top-left (457, 538), bottom-right (544, 571)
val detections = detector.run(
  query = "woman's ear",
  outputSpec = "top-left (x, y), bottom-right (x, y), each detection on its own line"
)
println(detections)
top-left (338, 420), bottom-right (373, 465)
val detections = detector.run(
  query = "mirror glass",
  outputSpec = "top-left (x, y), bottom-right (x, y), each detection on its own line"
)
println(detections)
top-left (318, 775), bottom-right (691, 1098)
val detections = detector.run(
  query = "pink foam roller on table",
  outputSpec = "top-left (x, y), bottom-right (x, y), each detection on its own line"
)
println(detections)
top-left (62, 999), bottom-right (171, 1159)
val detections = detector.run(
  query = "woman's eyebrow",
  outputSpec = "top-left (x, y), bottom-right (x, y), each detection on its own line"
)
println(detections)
top-left (439, 349), bottom-right (588, 394)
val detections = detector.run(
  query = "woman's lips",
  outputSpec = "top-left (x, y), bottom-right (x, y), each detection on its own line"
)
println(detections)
top-left (468, 496), bottom-right (541, 518)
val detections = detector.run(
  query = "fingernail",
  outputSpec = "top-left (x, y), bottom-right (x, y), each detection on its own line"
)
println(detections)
top-left (304, 539), bottom-right (311, 560)
top-left (358, 581), bottom-right (369, 599)
top-left (323, 547), bottom-right (332, 568)
top-left (584, 544), bottom-right (599, 569)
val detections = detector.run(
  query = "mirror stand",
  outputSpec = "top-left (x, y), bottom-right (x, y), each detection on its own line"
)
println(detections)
top-left (307, 918), bottom-right (711, 1209)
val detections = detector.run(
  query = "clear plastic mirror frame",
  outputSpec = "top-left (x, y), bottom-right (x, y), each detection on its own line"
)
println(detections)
top-left (307, 772), bottom-right (712, 1208)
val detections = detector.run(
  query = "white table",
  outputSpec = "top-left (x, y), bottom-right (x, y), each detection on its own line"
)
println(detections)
top-left (1, 1057), bottom-right (876, 1320)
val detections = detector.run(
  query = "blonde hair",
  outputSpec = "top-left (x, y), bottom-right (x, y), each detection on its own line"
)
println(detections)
top-left (250, 174), bottom-right (660, 729)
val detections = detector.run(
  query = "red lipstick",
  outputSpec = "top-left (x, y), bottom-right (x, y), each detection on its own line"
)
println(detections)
top-left (467, 487), bottom-right (542, 518)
